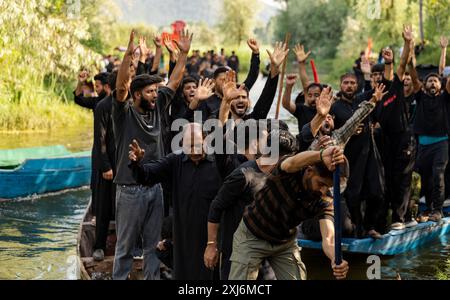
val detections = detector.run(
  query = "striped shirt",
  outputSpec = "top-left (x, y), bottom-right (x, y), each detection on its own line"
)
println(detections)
top-left (310, 100), bottom-right (376, 150)
top-left (243, 156), bottom-right (334, 244)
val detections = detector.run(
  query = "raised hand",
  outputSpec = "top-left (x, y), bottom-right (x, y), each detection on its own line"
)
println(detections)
top-left (247, 38), bottom-right (260, 54)
top-left (382, 48), bottom-right (393, 64)
top-left (173, 29), bottom-right (193, 54)
top-left (316, 86), bottom-right (333, 117)
top-left (78, 70), bottom-right (89, 83)
top-left (267, 41), bottom-right (290, 69)
top-left (360, 56), bottom-right (371, 75)
top-left (164, 36), bottom-right (178, 54)
top-left (402, 24), bottom-right (414, 42)
top-left (223, 70), bottom-right (245, 102)
top-left (440, 36), bottom-right (449, 49)
top-left (125, 30), bottom-right (137, 58)
top-left (286, 74), bottom-right (298, 86)
top-left (195, 78), bottom-right (215, 101)
top-left (294, 43), bottom-right (311, 63)
top-left (129, 139), bottom-right (145, 162)
top-left (372, 83), bottom-right (388, 103)
top-left (139, 36), bottom-right (150, 57)
top-left (153, 35), bottom-right (162, 48)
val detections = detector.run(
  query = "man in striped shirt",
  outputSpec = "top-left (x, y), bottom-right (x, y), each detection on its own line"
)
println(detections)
top-left (228, 146), bottom-right (349, 280)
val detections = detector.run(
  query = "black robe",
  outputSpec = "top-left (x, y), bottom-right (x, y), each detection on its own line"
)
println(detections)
top-left (131, 153), bottom-right (221, 280)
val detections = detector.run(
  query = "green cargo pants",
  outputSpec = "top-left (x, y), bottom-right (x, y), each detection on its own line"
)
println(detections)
top-left (228, 220), bottom-right (307, 280)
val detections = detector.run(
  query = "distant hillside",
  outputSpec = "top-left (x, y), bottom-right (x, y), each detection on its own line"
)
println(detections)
top-left (114, 0), bottom-right (280, 27)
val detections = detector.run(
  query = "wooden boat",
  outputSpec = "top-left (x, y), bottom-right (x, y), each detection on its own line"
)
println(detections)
top-left (0, 145), bottom-right (91, 199)
top-left (298, 217), bottom-right (450, 256)
top-left (76, 201), bottom-right (143, 280)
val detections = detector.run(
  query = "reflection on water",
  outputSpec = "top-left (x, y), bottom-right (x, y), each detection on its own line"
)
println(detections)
top-left (0, 124), bottom-right (93, 152)
top-left (0, 190), bottom-right (90, 279)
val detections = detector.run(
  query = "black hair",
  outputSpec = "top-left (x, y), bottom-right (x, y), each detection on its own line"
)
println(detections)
top-left (424, 73), bottom-right (441, 83)
top-left (265, 119), bottom-right (297, 155)
top-left (371, 63), bottom-right (385, 74)
top-left (94, 72), bottom-right (110, 85)
top-left (130, 74), bottom-right (164, 98)
top-left (107, 71), bottom-right (118, 90)
top-left (181, 76), bottom-right (198, 88)
top-left (214, 66), bottom-right (230, 79)
top-left (305, 83), bottom-right (323, 94)
top-left (340, 73), bottom-right (357, 82)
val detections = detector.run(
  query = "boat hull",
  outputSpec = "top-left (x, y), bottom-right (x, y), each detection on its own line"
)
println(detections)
top-left (298, 217), bottom-right (450, 255)
top-left (0, 155), bottom-right (91, 199)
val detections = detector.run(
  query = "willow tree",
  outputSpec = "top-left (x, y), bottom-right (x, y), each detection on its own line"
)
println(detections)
top-left (218, 0), bottom-right (259, 45)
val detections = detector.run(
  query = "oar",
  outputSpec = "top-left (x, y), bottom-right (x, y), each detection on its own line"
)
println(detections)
top-left (333, 164), bottom-right (343, 266)
top-left (275, 32), bottom-right (291, 120)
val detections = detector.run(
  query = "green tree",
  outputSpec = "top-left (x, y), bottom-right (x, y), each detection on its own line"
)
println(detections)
top-left (218, 0), bottom-right (259, 45)
top-left (274, 0), bottom-right (349, 59)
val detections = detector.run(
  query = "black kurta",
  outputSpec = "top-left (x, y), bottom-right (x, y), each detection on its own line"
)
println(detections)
top-left (131, 153), bottom-right (221, 280)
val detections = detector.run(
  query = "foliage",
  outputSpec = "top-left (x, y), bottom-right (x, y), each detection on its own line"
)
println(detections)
top-left (274, 0), bottom-right (349, 59)
top-left (218, 0), bottom-right (259, 46)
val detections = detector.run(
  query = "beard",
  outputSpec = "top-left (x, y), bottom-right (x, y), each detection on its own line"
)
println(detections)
top-left (231, 105), bottom-right (247, 117)
top-left (341, 91), bottom-right (355, 100)
top-left (426, 86), bottom-right (439, 96)
top-left (139, 99), bottom-right (154, 111)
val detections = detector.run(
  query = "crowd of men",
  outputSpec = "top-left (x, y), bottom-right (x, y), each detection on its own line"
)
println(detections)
top-left (73, 24), bottom-right (450, 280)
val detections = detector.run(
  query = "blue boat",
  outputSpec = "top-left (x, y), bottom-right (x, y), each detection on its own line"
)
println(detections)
top-left (298, 217), bottom-right (450, 256)
top-left (0, 146), bottom-right (91, 199)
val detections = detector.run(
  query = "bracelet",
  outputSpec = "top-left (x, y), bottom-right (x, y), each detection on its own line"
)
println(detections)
top-left (320, 148), bottom-right (325, 163)
top-left (207, 241), bottom-right (216, 245)
top-left (385, 62), bottom-right (393, 65)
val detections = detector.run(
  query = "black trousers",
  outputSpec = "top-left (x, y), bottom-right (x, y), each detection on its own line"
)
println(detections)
top-left (344, 140), bottom-right (385, 234)
top-left (382, 132), bottom-right (416, 223)
top-left (415, 140), bottom-right (448, 213)
top-left (445, 142), bottom-right (450, 199)
top-left (92, 170), bottom-right (116, 250)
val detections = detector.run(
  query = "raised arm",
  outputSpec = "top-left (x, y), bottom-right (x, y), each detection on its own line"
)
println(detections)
top-left (166, 30), bottom-right (193, 92)
top-left (266, 41), bottom-right (289, 79)
top-left (74, 71), bottom-right (97, 109)
top-left (294, 44), bottom-right (312, 90)
top-left (408, 42), bottom-right (422, 93)
top-left (164, 36), bottom-right (179, 78)
top-left (309, 87), bottom-right (333, 137)
top-left (242, 38), bottom-right (261, 90)
top-left (150, 35), bottom-right (163, 75)
top-left (398, 24), bottom-right (413, 79)
top-left (282, 74), bottom-right (298, 114)
top-left (382, 48), bottom-right (394, 81)
top-left (280, 146), bottom-right (345, 174)
top-left (219, 71), bottom-right (245, 125)
top-left (439, 36), bottom-right (448, 76)
top-left (116, 31), bottom-right (135, 102)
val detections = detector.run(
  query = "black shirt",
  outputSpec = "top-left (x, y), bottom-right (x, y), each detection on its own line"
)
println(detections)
top-left (93, 95), bottom-right (116, 172)
top-left (112, 87), bottom-right (175, 185)
top-left (413, 90), bottom-right (450, 136)
top-left (208, 160), bottom-right (262, 254)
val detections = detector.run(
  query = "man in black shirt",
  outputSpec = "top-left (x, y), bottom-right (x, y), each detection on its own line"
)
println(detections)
top-left (74, 71), bottom-right (110, 214)
top-left (412, 71), bottom-right (450, 222)
top-left (282, 73), bottom-right (322, 150)
top-left (91, 71), bottom-right (118, 262)
top-left (111, 30), bottom-right (192, 280)
top-left (330, 73), bottom-right (385, 239)
top-left (129, 123), bottom-right (221, 280)
top-left (187, 39), bottom-right (261, 122)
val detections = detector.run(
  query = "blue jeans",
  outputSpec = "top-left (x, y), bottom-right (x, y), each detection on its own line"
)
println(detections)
top-left (113, 184), bottom-right (163, 280)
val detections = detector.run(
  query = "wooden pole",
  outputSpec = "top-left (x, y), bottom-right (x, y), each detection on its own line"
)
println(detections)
top-left (275, 33), bottom-right (291, 120)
